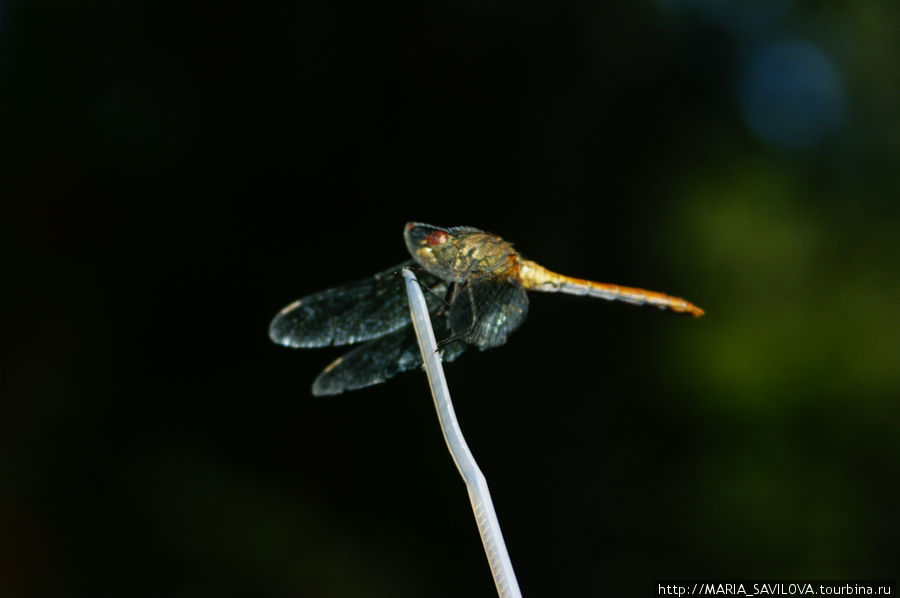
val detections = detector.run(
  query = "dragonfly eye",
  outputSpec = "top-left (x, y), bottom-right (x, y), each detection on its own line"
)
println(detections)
top-left (405, 223), bottom-right (460, 282)
top-left (424, 230), bottom-right (450, 246)
top-left (404, 223), bottom-right (452, 250)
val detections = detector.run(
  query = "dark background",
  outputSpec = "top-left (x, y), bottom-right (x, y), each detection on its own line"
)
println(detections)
top-left (3, 0), bottom-right (898, 596)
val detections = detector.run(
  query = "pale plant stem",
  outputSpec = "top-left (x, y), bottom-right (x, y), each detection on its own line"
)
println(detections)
top-left (402, 268), bottom-right (522, 598)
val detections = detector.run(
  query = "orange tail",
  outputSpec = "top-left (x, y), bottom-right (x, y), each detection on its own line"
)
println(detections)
top-left (517, 259), bottom-right (704, 317)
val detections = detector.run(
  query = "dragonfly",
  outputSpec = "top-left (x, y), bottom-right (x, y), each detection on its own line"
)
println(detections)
top-left (270, 222), bottom-right (704, 396)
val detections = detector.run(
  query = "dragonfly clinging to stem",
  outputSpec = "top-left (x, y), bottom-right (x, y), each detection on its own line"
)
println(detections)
top-left (270, 222), bottom-right (704, 395)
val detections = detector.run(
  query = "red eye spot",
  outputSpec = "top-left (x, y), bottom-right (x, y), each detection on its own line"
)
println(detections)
top-left (425, 230), bottom-right (449, 246)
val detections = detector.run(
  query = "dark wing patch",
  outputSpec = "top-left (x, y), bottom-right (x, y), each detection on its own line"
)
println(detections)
top-left (448, 278), bottom-right (529, 349)
top-left (269, 261), bottom-right (446, 348)
top-left (311, 316), bottom-right (466, 396)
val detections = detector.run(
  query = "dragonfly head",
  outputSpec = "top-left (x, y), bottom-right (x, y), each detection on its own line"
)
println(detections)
top-left (404, 222), bottom-right (460, 281)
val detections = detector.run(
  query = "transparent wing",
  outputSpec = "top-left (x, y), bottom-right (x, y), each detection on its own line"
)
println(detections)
top-left (312, 317), bottom-right (467, 396)
top-left (269, 261), bottom-right (446, 348)
top-left (449, 276), bottom-right (529, 349)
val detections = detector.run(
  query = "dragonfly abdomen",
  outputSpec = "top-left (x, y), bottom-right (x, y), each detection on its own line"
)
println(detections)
top-left (517, 259), bottom-right (704, 317)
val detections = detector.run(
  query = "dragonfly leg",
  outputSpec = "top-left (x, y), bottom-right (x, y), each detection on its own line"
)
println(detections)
top-left (414, 275), bottom-right (453, 310)
top-left (436, 331), bottom-right (467, 349)
top-left (442, 283), bottom-right (481, 346)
